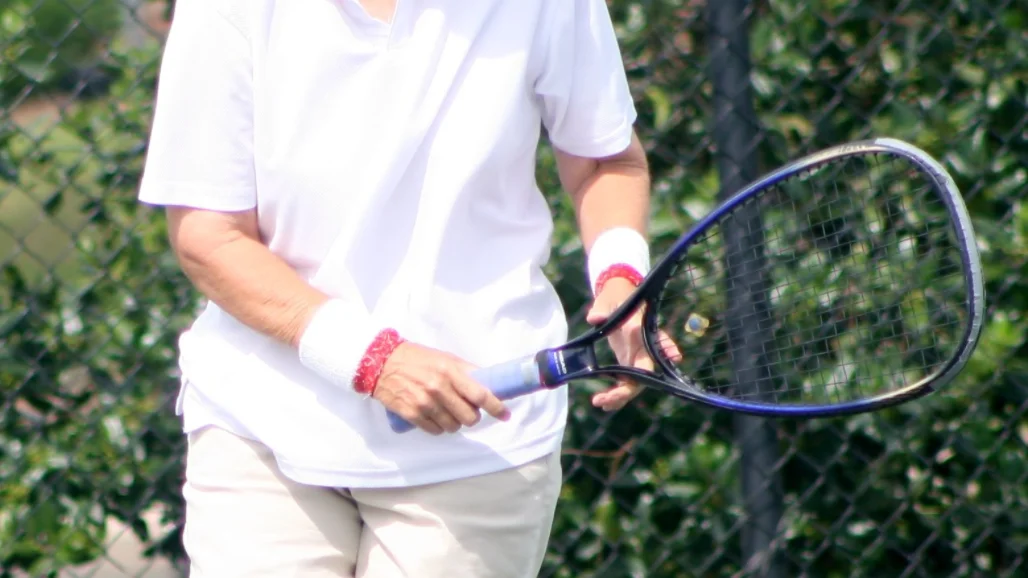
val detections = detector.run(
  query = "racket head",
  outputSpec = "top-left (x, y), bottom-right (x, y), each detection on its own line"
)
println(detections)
top-left (637, 138), bottom-right (985, 417)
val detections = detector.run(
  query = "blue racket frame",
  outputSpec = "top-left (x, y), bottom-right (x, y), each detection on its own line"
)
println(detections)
top-left (387, 138), bottom-right (986, 433)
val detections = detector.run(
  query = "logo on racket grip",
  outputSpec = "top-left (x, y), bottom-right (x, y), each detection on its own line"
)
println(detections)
top-left (554, 351), bottom-right (568, 374)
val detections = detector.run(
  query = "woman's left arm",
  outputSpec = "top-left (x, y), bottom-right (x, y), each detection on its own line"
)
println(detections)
top-left (556, 131), bottom-right (650, 252)
top-left (556, 132), bottom-right (662, 412)
top-left (539, 1), bottom-right (669, 411)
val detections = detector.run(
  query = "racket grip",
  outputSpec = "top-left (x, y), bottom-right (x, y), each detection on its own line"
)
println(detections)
top-left (386, 355), bottom-right (543, 434)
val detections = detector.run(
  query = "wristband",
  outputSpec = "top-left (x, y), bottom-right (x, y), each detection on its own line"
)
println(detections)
top-left (298, 299), bottom-right (384, 394)
top-left (353, 329), bottom-right (406, 396)
top-left (587, 227), bottom-right (651, 295)
top-left (595, 263), bottom-right (645, 295)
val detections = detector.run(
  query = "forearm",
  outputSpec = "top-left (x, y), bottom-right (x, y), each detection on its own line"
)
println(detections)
top-left (556, 132), bottom-right (651, 293)
top-left (168, 207), bottom-right (329, 348)
top-left (572, 162), bottom-right (650, 250)
top-left (559, 132), bottom-right (651, 251)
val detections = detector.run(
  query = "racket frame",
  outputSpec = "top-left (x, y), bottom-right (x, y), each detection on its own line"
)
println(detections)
top-left (536, 138), bottom-right (985, 417)
top-left (387, 138), bottom-right (986, 432)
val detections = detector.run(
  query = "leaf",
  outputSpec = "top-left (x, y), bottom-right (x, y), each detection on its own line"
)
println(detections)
top-left (645, 85), bottom-right (673, 131)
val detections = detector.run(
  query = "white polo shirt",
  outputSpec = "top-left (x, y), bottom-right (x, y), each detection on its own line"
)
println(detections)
top-left (139, 0), bottom-right (638, 488)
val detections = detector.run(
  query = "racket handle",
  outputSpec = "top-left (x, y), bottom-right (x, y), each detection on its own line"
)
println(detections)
top-left (386, 355), bottom-right (543, 433)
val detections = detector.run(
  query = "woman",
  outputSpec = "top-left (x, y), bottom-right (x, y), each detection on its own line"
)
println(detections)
top-left (139, 0), bottom-right (655, 576)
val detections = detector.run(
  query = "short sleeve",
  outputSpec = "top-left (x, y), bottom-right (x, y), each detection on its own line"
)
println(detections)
top-left (137, 0), bottom-right (256, 211)
top-left (533, 0), bottom-right (638, 158)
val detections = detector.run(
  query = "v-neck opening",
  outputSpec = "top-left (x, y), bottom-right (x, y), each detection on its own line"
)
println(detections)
top-left (383, 0), bottom-right (406, 50)
top-left (346, 0), bottom-right (403, 47)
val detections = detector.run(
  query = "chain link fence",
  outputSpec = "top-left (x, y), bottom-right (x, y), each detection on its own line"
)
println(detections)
top-left (1, 1), bottom-right (1026, 576)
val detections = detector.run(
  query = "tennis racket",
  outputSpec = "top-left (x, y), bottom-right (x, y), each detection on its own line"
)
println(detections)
top-left (388, 137), bottom-right (985, 433)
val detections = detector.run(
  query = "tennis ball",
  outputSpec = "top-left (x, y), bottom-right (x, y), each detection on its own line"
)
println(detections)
top-left (685, 313), bottom-right (710, 337)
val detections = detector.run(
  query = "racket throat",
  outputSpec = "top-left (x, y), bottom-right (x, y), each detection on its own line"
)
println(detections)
top-left (537, 346), bottom-right (599, 386)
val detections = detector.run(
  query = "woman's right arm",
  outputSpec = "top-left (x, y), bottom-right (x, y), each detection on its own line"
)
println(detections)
top-left (168, 206), bottom-right (328, 348)
top-left (149, 0), bottom-right (505, 435)
top-left (167, 205), bottom-right (509, 434)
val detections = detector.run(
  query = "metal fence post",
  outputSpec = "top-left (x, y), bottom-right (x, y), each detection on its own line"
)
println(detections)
top-left (4, 1), bottom-right (1028, 576)
top-left (705, 1), bottom-right (785, 576)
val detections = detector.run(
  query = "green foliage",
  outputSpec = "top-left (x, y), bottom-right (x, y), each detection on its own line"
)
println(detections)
top-left (0, 36), bottom-right (192, 575)
top-left (0, 0), bottom-right (123, 104)
top-left (1, 0), bottom-right (1026, 576)
top-left (543, 1), bottom-right (1028, 576)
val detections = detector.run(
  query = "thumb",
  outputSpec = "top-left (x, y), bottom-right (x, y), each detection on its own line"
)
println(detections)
top-left (586, 296), bottom-right (615, 326)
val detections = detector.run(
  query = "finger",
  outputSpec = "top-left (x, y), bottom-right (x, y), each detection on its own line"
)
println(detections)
top-left (374, 388), bottom-right (446, 435)
top-left (592, 324), bottom-right (647, 412)
top-left (591, 381), bottom-right (643, 411)
top-left (418, 420), bottom-right (445, 436)
top-left (452, 370), bottom-right (511, 422)
top-left (407, 395), bottom-right (454, 435)
top-left (657, 330), bottom-right (683, 362)
top-left (428, 407), bottom-right (464, 434)
top-left (406, 414), bottom-right (444, 436)
top-left (406, 373), bottom-right (474, 432)
top-left (612, 320), bottom-right (647, 366)
top-left (607, 322), bottom-right (643, 367)
top-left (585, 301), bottom-right (613, 325)
top-left (595, 329), bottom-right (650, 410)
top-left (448, 357), bottom-right (511, 423)
top-left (428, 378), bottom-right (482, 429)
top-left (632, 342), bottom-right (655, 371)
top-left (406, 405), bottom-right (457, 435)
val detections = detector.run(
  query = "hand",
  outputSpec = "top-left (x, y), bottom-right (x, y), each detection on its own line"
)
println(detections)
top-left (585, 277), bottom-right (683, 412)
top-left (372, 342), bottom-right (512, 435)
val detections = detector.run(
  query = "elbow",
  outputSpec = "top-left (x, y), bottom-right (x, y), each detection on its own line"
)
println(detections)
top-left (166, 206), bottom-right (258, 278)
top-left (170, 235), bottom-right (217, 282)
top-left (601, 131), bottom-right (649, 176)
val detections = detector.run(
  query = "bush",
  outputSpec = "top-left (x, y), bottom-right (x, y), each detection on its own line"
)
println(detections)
top-left (1, 1), bottom-right (1026, 576)
top-left (0, 35), bottom-right (192, 575)
top-left (544, 1), bottom-right (1028, 576)
top-left (0, 0), bottom-right (123, 105)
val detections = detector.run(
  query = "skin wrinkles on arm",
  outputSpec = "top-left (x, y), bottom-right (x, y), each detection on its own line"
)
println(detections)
top-left (555, 130), bottom-right (666, 412)
top-left (166, 205), bottom-right (510, 434)
top-left (169, 131), bottom-right (651, 348)
top-left (555, 130), bottom-right (651, 250)
top-left (166, 206), bottom-right (329, 349)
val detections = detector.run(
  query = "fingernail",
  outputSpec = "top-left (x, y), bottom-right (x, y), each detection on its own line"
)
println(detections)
top-left (500, 410), bottom-right (512, 421)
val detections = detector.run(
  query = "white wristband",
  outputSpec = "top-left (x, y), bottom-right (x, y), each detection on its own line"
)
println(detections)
top-left (298, 299), bottom-right (383, 392)
top-left (586, 227), bottom-right (651, 295)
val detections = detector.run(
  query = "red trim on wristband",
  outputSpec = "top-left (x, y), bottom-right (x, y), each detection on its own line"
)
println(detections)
top-left (354, 329), bottom-right (406, 396)
top-left (595, 263), bottom-right (645, 295)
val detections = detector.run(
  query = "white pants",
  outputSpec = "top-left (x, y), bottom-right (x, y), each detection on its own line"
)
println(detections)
top-left (182, 427), bottom-right (562, 578)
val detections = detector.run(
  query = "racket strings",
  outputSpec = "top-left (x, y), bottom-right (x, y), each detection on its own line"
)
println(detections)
top-left (653, 153), bottom-right (970, 406)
